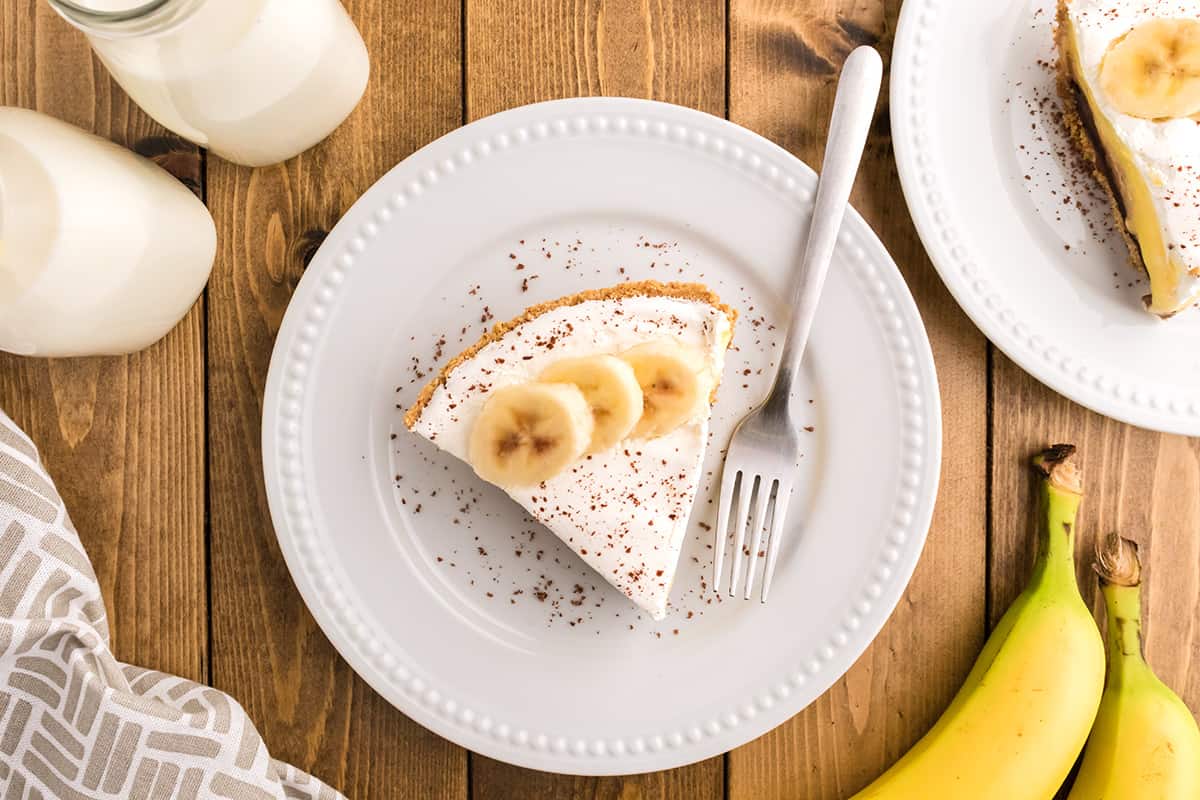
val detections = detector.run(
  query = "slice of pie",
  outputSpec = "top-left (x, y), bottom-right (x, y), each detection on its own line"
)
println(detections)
top-left (405, 281), bottom-right (736, 619)
top-left (1057, 0), bottom-right (1200, 316)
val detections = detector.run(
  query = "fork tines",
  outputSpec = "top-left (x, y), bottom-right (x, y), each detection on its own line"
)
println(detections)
top-left (713, 468), bottom-right (793, 601)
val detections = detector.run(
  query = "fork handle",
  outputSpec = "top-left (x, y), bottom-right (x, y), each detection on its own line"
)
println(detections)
top-left (767, 46), bottom-right (882, 416)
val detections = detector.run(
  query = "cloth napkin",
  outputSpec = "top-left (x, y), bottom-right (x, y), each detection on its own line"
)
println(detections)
top-left (0, 409), bottom-right (346, 800)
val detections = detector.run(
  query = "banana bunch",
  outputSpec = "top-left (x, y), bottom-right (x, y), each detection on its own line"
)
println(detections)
top-left (851, 445), bottom-right (1200, 799)
top-left (1068, 533), bottom-right (1200, 799)
top-left (468, 340), bottom-right (710, 486)
top-left (851, 445), bottom-right (1106, 799)
top-left (1101, 18), bottom-right (1200, 120)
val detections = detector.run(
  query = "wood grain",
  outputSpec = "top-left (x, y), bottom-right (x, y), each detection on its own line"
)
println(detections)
top-left (0, 0), bottom-right (207, 683)
top-left (989, 355), bottom-right (1200, 716)
top-left (204, 1), bottom-right (467, 796)
top-left (472, 757), bottom-right (724, 800)
top-left (10, 2), bottom-right (1199, 798)
top-left (726, 2), bottom-right (990, 797)
top-left (466, 0), bottom-right (725, 116)
top-left (465, 0), bottom-right (725, 796)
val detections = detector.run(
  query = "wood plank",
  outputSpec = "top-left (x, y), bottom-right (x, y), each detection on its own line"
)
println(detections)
top-left (205, 1), bottom-right (467, 796)
top-left (989, 356), bottom-right (1200, 718)
top-left (726, 2), bottom-right (990, 797)
top-left (466, 0), bottom-right (725, 115)
top-left (0, 0), bottom-right (206, 682)
top-left (465, 0), bottom-right (725, 796)
top-left (472, 758), bottom-right (724, 800)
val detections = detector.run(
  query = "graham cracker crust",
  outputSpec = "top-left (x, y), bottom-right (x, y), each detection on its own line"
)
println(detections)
top-left (1054, 1), bottom-right (1149, 280)
top-left (404, 280), bottom-right (738, 430)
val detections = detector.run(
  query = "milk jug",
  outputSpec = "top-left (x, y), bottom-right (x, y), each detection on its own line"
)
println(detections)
top-left (50, 0), bottom-right (370, 167)
top-left (0, 108), bottom-right (216, 356)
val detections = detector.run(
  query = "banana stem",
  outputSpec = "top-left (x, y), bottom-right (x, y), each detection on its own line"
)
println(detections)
top-left (1096, 533), bottom-right (1146, 672)
top-left (1031, 445), bottom-right (1084, 589)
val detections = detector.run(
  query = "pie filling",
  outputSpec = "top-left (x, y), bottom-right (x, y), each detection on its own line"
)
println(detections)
top-left (406, 283), bottom-right (736, 619)
top-left (1059, 12), bottom-right (1188, 315)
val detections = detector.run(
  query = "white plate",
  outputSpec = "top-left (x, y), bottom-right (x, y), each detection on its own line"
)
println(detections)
top-left (893, 0), bottom-right (1200, 435)
top-left (262, 98), bottom-right (941, 775)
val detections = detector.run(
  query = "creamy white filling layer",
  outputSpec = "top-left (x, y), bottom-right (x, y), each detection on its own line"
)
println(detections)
top-left (412, 295), bottom-right (732, 619)
top-left (1066, 0), bottom-right (1200, 309)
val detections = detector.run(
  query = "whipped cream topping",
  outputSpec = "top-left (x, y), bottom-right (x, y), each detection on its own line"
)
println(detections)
top-left (411, 294), bottom-right (733, 619)
top-left (1064, 0), bottom-right (1200, 311)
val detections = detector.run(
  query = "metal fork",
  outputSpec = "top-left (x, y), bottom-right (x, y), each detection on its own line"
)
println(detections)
top-left (712, 46), bottom-right (882, 601)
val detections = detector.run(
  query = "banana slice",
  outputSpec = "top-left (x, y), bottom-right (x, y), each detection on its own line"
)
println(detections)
top-left (1100, 19), bottom-right (1200, 120)
top-left (468, 383), bottom-right (593, 487)
top-left (621, 340), bottom-right (709, 439)
top-left (540, 355), bottom-right (643, 454)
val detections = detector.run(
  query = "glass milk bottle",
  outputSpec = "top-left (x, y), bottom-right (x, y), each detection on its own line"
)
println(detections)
top-left (0, 107), bottom-right (216, 357)
top-left (49, 0), bottom-right (370, 167)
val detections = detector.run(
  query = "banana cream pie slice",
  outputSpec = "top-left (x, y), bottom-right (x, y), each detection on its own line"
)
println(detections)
top-left (1057, 0), bottom-right (1200, 316)
top-left (405, 281), bottom-right (736, 619)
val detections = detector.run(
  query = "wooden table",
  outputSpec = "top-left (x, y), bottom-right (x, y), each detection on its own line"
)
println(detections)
top-left (3, 1), bottom-right (1198, 797)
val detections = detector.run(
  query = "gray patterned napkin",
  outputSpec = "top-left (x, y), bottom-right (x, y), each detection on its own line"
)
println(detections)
top-left (0, 409), bottom-right (346, 800)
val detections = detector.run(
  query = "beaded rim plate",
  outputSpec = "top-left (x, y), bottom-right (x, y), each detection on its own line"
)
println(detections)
top-left (262, 97), bottom-right (941, 774)
top-left (892, 0), bottom-right (1200, 435)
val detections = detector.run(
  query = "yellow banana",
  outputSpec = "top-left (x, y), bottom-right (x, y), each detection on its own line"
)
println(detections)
top-left (851, 444), bottom-right (1105, 800)
top-left (1067, 533), bottom-right (1200, 800)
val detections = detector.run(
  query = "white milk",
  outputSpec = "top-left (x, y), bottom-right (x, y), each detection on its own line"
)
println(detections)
top-left (58, 0), bottom-right (370, 167)
top-left (0, 108), bottom-right (216, 356)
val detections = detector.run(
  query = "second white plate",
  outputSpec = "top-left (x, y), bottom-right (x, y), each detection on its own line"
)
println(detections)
top-left (893, 0), bottom-right (1200, 435)
top-left (263, 98), bottom-right (941, 774)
